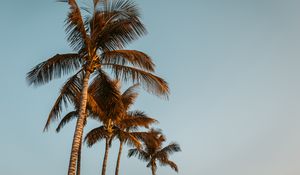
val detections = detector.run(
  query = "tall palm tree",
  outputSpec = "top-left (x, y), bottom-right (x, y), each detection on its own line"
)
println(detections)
top-left (50, 72), bottom-right (102, 175)
top-left (113, 83), bottom-right (156, 175)
top-left (26, 1), bottom-right (169, 175)
top-left (128, 131), bottom-right (181, 175)
top-left (84, 81), bottom-right (157, 175)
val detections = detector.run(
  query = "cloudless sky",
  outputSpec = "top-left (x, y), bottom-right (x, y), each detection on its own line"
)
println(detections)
top-left (1, 0), bottom-right (300, 175)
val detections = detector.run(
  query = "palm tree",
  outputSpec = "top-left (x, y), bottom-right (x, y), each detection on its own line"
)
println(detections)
top-left (84, 81), bottom-right (157, 175)
top-left (113, 111), bottom-right (156, 175)
top-left (113, 83), bottom-right (156, 175)
top-left (128, 130), bottom-right (181, 175)
top-left (51, 72), bottom-right (102, 175)
top-left (26, 1), bottom-right (169, 175)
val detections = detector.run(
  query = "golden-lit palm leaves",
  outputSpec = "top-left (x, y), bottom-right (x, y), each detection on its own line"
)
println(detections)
top-left (128, 130), bottom-right (181, 175)
top-left (84, 81), bottom-right (157, 175)
top-left (26, 1), bottom-right (169, 175)
top-left (27, 54), bottom-right (83, 86)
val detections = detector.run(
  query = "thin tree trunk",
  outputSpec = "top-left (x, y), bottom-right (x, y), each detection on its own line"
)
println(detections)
top-left (102, 137), bottom-right (111, 175)
top-left (115, 141), bottom-right (123, 175)
top-left (151, 165), bottom-right (155, 175)
top-left (76, 136), bottom-right (82, 175)
top-left (68, 70), bottom-right (91, 175)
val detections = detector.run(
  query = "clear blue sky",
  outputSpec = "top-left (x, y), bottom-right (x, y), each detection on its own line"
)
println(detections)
top-left (1, 0), bottom-right (300, 175)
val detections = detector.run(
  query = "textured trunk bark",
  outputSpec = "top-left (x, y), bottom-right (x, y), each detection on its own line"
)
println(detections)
top-left (76, 136), bottom-right (82, 175)
top-left (101, 137), bottom-right (111, 175)
top-left (115, 141), bottom-right (123, 175)
top-left (67, 70), bottom-right (91, 175)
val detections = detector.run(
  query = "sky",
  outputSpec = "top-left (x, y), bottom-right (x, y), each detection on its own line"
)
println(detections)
top-left (1, 0), bottom-right (300, 175)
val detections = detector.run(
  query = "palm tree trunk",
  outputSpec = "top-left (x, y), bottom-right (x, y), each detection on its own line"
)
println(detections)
top-left (76, 137), bottom-right (82, 175)
top-left (68, 70), bottom-right (91, 175)
top-left (115, 141), bottom-right (123, 175)
top-left (151, 165), bottom-right (156, 175)
top-left (102, 137), bottom-right (111, 175)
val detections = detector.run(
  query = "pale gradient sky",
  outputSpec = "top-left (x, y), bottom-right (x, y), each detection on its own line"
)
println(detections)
top-left (1, 0), bottom-right (300, 175)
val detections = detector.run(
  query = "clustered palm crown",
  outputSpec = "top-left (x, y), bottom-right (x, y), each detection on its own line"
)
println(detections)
top-left (27, 0), bottom-right (169, 97)
top-left (26, 1), bottom-right (180, 175)
top-left (128, 130), bottom-right (181, 175)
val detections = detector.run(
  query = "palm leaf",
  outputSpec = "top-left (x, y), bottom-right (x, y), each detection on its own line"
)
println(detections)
top-left (101, 50), bottom-right (155, 72)
top-left (121, 83), bottom-right (139, 110)
top-left (158, 159), bottom-right (178, 172)
top-left (56, 111), bottom-right (78, 132)
top-left (43, 70), bottom-right (83, 131)
top-left (116, 129), bottom-right (141, 149)
top-left (94, 17), bottom-right (146, 50)
top-left (26, 54), bottom-right (82, 86)
top-left (89, 0), bottom-right (145, 50)
top-left (119, 111), bottom-right (157, 129)
top-left (89, 71), bottom-right (124, 122)
top-left (59, 0), bottom-right (90, 52)
top-left (102, 64), bottom-right (169, 97)
top-left (128, 148), bottom-right (150, 161)
top-left (158, 142), bottom-right (181, 156)
top-left (85, 126), bottom-right (108, 147)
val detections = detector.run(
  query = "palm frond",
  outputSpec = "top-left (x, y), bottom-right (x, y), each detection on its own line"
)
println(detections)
top-left (56, 111), bottom-right (78, 132)
top-left (102, 64), bottom-right (169, 98)
top-left (89, 0), bottom-right (145, 50)
top-left (89, 70), bottom-right (124, 121)
top-left (121, 83), bottom-right (139, 110)
top-left (119, 111), bottom-right (157, 129)
top-left (86, 93), bottom-right (105, 119)
top-left (101, 50), bottom-right (155, 72)
top-left (84, 126), bottom-right (108, 147)
top-left (158, 142), bottom-right (181, 156)
top-left (59, 0), bottom-right (90, 51)
top-left (158, 158), bottom-right (178, 172)
top-left (26, 54), bottom-right (82, 86)
top-left (94, 17), bottom-right (146, 50)
top-left (43, 70), bottom-right (83, 131)
top-left (128, 148), bottom-right (149, 161)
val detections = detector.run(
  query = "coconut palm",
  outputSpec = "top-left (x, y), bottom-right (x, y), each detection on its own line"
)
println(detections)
top-left (128, 130), bottom-right (181, 175)
top-left (84, 81), bottom-right (157, 175)
top-left (113, 111), bottom-right (156, 175)
top-left (113, 83), bottom-right (156, 175)
top-left (50, 72), bottom-right (104, 175)
top-left (26, 1), bottom-right (169, 175)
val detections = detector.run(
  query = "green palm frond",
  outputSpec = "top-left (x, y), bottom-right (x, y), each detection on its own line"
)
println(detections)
top-left (26, 54), bottom-right (82, 86)
top-left (56, 111), bottom-right (78, 132)
top-left (102, 64), bottom-right (169, 98)
top-left (85, 126), bottom-right (108, 147)
top-left (43, 70), bottom-right (83, 131)
top-left (101, 50), bottom-right (155, 72)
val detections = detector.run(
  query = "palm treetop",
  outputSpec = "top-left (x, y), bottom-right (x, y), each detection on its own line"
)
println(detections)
top-left (128, 129), bottom-right (181, 175)
top-left (27, 0), bottom-right (169, 97)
